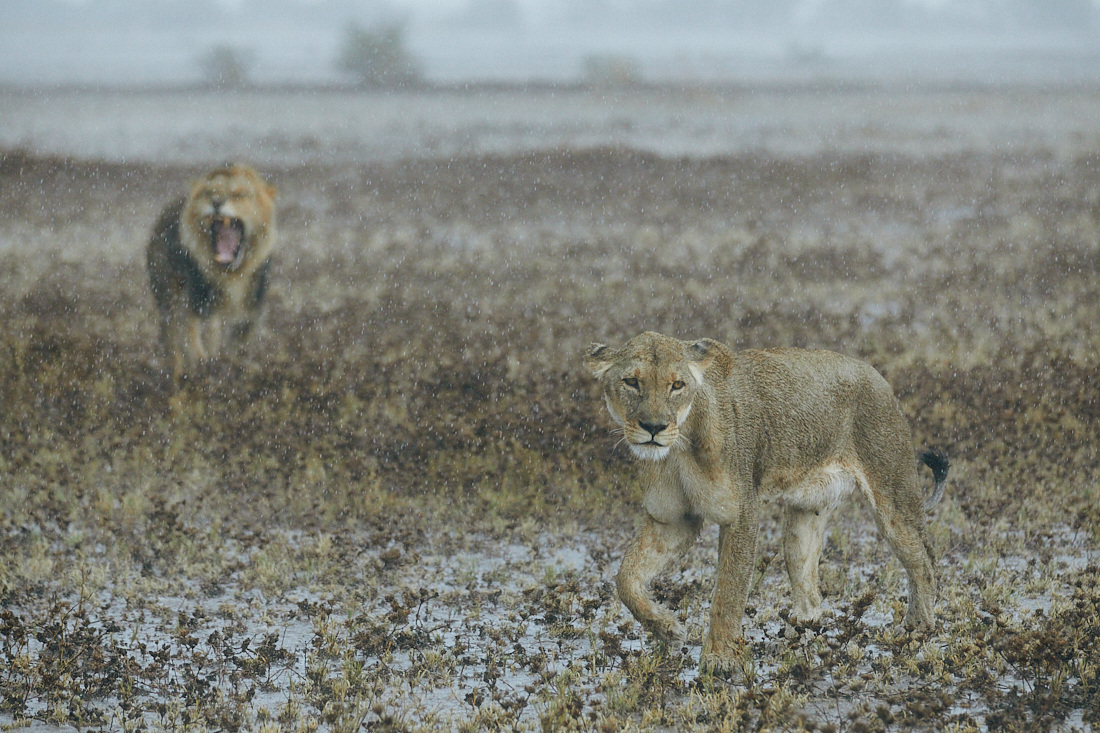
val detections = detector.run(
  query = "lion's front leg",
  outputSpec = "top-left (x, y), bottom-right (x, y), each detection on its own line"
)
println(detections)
top-left (617, 513), bottom-right (701, 644)
top-left (701, 504), bottom-right (759, 675)
top-left (158, 310), bottom-right (185, 384)
top-left (185, 312), bottom-right (209, 367)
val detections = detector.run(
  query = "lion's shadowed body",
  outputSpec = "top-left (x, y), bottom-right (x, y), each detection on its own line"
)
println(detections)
top-left (146, 164), bottom-right (276, 380)
top-left (586, 331), bottom-right (948, 674)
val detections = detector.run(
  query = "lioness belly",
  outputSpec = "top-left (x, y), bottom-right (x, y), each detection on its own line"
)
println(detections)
top-left (644, 459), bottom-right (867, 525)
top-left (778, 462), bottom-right (866, 513)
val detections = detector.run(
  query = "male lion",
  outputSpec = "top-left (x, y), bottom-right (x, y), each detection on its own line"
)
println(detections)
top-left (586, 331), bottom-right (948, 673)
top-left (146, 163), bottom-right (277, 380)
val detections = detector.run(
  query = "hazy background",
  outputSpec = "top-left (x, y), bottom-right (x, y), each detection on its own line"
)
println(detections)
top-left (2, 0), bottom-right (1099, 87)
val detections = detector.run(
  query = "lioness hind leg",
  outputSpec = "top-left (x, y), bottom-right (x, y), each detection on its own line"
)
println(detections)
top-left (867, 480), bottom-right (936, 629)
top-left (617, 514), bottom-right (701, 644)
top-left (783, 506), bottom-right (831, 623)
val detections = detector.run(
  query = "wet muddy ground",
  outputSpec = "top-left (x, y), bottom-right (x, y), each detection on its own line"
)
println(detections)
top-left (6, 86), bottom-right (1100, 166)
top-left (1, 100), bottom-right (1099, 731)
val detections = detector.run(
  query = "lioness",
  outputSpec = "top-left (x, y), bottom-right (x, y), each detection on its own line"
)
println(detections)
top-left (146, 163), bottom-right (277, 379)
top-left (586, 331), bottom-right (948, 673)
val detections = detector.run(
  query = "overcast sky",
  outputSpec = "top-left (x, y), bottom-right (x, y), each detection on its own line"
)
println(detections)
top-left (1, 0), bottom-right (1098, 85)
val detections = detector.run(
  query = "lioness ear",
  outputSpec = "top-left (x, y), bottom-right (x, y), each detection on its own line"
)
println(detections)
top-left (585, 343), bottom-right (615, 378)
top-left (686, 339), bottom-right (717, 384)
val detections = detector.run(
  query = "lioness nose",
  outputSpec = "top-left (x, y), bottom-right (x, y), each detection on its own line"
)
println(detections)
top-left (639, 421), bottom-right (667, 437)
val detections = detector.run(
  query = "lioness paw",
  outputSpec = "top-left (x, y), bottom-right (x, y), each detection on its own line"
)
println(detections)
top-left (699, 650), bottom-right (741, 679)
top-left (700, 634), bottom-right (749, 678)
top-left (645, 615), bottom-right (685, 644)
top-left (902, 601), bottom-right (936, 630)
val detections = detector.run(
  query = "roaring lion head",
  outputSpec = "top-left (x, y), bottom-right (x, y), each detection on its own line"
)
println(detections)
top-left (585, 331), bottom-right (723, 461)
top-left (182, 163), bottom-right (276, 273)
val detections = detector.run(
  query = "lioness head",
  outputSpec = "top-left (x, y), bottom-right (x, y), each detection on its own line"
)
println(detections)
top-left (585, 331), bottom-right (724, 461)
top-left (183, 164), bottom-right (276, 272)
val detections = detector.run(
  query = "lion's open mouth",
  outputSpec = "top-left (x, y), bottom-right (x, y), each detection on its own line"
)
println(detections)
top-left (209, 216), bottom-right (245, 267)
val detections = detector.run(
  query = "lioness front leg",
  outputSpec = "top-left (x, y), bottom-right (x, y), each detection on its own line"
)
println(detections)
top-left (617, 513), bottom-right (701, 644)
top-left (701, 506), bottom-right (759, 674)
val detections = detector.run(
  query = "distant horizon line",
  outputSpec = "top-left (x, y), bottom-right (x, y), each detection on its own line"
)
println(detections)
top-left (5, 74), bottom-right (1100, 96)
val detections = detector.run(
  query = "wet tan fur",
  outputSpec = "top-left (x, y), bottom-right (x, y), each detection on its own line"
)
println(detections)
top-left (586, 331), bottom-right (944, 674)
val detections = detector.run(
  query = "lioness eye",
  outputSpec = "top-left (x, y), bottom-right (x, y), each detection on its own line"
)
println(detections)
top-left (623, 377), bottom-right (639, 389)
top-left (671, 380), bottom-right (686, 391)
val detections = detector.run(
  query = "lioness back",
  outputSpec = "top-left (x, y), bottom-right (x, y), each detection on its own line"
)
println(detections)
top-left (737, 348), bottom-right (915, 484)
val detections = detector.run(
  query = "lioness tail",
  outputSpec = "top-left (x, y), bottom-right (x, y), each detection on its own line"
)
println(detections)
top-left (920, 450), bottom-right (950, 512)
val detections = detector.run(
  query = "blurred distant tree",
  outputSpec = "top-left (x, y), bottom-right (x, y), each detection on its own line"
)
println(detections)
top-left (336, 21), bottom-right (422, 88)
top-left (582, 55), bottom-right (643, 86)
top-left (200, 44), bottom-right (255, 89)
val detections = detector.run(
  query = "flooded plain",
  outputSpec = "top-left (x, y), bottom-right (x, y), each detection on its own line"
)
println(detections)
top-left (1, 86), bottom-right (1099, 731)
top-left (5, 85), bottom-right (1100, 166)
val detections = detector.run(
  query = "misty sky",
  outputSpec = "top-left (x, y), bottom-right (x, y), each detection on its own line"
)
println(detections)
top-left (1, 0), bottom-right (1098, 85)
